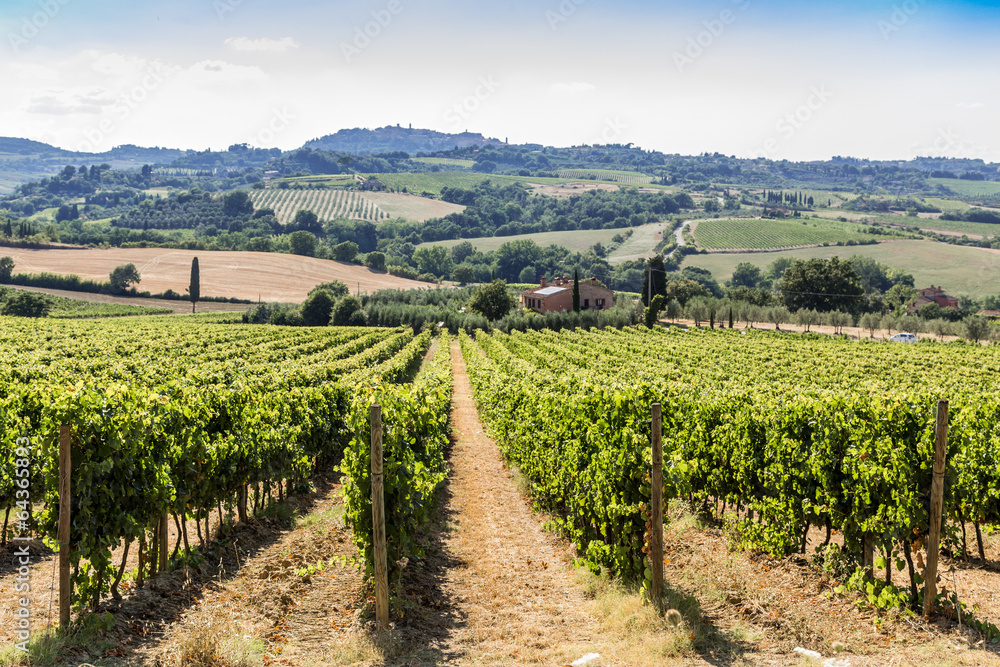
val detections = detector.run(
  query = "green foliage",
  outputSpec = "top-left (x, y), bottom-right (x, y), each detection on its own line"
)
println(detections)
top-left (1, 290), bottom-right (52, 317)
top-left (0, 256), bottom-right (14, 281)
top-left (342, 333), bottom-right (451, 589)
top-left (0, 319), bottom-right (449, 611)
top-left (365, 251), bottom-right (386, 272)
top-left (644, 294), bottom-right (664, 328)
top-left (332, 241), bottom-right (360, 263)
top-left (188, 257), bottom-right (200, 309)
top-left (108, 263), bottom-right (141, 293)
top-left (289, 230), bottom-right (318, 256)
top-left (461, 325), bottom-right (1000, 598)
top-left (301, 290), bottom-right (337, 326)
top-left (412, 245), bottom-right (454, 278)
top-left (468, 279), bottom-right (514, 321)
top-left (309, 280), bottom-right (350, 299)
top-left (332, 296), bottom-right (363, 326)
top-left (779, 257), bottom-right (864, 313)
top-left (573, 269), bottom-right (581, 312)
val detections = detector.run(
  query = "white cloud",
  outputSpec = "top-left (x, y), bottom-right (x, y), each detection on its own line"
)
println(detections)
top-left (956, 101), bottom-right (985, 110)
top-left (184, 60), bottom-right (268, 84)
top-left (25, 88), bottom-right (111, 115)
top-left (224, 37), bottom-right (300, 53)
top-left (550, 82), bottom-right (597, 94)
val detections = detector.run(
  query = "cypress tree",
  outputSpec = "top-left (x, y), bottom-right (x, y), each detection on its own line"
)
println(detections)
top-left (188, 257), bottom-right (200, 313)
top-left (572, 269), bottom-right (581, 312)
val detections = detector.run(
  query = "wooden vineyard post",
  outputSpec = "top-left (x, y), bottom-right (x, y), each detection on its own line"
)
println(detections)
top-left (650, 403), bottom-right (664, 610)
top-left (58, 425), bottom-right (71, 628)
top-left (158, 514), bottom-right (168, 574)
top-left (924, 399), bottom-right (949, 617)
top-left (371, 404), bottom-right (389, 630)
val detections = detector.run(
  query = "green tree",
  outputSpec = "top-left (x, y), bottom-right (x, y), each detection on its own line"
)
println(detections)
top-left (109, 263), bottom-right (141, 293)
top-left (779, 257), bottom-right (863, 313)
top-left (494, 240), bottom-right (543, 282)
top-left (644, 294), bottom-right (664, 328)
top-left (365, 251), bottom-right (386, 272)
top-left (768, 305), bottom-right (791, 331)
top-left (413, 245), bottom-right (454, 278)
top-left (0, 256), bottom-right (14, 282)
top-left (962, 315), bottom-right (992, 344)
top-left (332, 241), bottom-right (360, 263)
top-left (469, 279), bottom-right (514, 321)
top-left (222, 190), bottom-right (254, 217)
top-left (794, 308), bottom-right (820, 332)
top-left (572, 269), bottom-right (581, 312)
top-left (187, 257), bottom-right (200, 313)
top-left (451, 241), bottom-right (476, 264)
top-left (2, 291), bottom-right (52, 317)
top-left (704, 199), bottom-right (721, 212)
top-left (665, 278), bottom-right (706, 307)
top-left (301, 290), bottom-right (337, 326)
top-left (884, 284), bottom-right (917, 310)
top-left (686, 297), bottom-right (711, 327)
top-left (289, 231), bottom-right (318, 256)
top-left (518, 266), bottom-right (537, 284)
top-left (729, 262), bottom-right (763, 289)
top-left (331, 295), bottom-right (363, 326)
top-left (309, 280), bottom-right (349, 298)
top-left (291, 209), bottom-right (323, 236)
top-left (860, 313), bottom-right (881, 339)
top-left (640, 255), bottom-right (667, 306)
top-left (452, 265), bottom-right (475, 285)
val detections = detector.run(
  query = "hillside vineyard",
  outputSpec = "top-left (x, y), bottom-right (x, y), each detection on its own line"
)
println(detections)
top-left (461, 326), bottom-right (1000, 595)
top-left (0, 315), bottom-right (451, 607)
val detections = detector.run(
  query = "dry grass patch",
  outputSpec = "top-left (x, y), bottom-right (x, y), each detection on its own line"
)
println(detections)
top-left (174, 617), bottom-right (268, 667)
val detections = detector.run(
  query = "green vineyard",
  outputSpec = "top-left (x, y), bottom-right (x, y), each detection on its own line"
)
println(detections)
top-left (557, 169), bottom-right (654, 185)
top-left (693, 218), bottom-right (883, 250)
top-left (249, 187), bottom-right (387, 223)
top-left (0, 314), bottom-right (451, 608)
top-left (461, 326), bottom-right (1000, 605)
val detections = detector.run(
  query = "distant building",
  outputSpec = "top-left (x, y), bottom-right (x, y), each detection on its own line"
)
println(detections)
top-left (978, 309), bottom-right (1000, 319)
top-left (521, 276), bottom-right (613, 314)
top-left (909, 285), bottom-right (959, 312)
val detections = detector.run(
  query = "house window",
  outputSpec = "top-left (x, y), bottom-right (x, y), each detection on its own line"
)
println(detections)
top-left (583, 299), bottom-right (590, 309)
top-left (596, 298), bottom-right (605, 308)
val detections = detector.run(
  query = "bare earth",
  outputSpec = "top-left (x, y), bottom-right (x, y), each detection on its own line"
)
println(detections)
top-left (3, 248), bottom-right (430, 302)
top-left (362, 191), bottom-right (466, 222)
top-left (413, 340), bottom-right (608, 664)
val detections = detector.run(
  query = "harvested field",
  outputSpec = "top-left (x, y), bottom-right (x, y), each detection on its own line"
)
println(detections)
top-left (3, 248), bottom-right (431, 303)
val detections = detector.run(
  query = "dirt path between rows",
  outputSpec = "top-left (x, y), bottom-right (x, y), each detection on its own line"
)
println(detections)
top-left (401, 340), bottom-right (608, 664)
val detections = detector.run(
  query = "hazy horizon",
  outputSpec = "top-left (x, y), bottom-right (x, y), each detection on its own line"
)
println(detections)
top-left (3, 0), bottom-right (999, 162)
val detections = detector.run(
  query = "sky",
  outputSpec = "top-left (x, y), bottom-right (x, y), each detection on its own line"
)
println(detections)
top-left (2, 0), bottom-right (999, 161)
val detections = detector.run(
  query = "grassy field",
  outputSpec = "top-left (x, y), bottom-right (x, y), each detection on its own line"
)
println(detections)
top-left (367, 172), bottom-right (676, 197)
top-left (410, 157), bottom-right (475, 168)
top-left (557, 169), bottom-right (654, 185)
top-left (924, 197), bottom-right (972, 211)
top-left (416, 227), bottom-right (629, 254)
top-left (607, 222), bottom-right (666, 264)
top-left (682, 239), bottom-right (1000, 298)
top-left (927, 178), bottom-right (1000, 198)
top-left (693, 217), bottom-right (892, 250)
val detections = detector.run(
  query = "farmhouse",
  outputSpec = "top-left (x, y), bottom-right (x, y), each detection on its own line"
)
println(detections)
top-left (522, 276), bottom-right (613, 314)
top-left (909, 285), bottom-right (959, 312)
